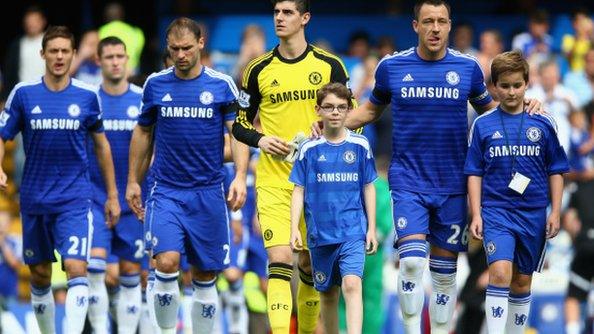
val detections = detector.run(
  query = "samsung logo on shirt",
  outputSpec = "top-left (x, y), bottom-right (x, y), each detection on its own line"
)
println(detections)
top-left (160, 107), bottom-right (213, 119)
top-left (317, 172), bottom-right (359, 183)
top-left (30, 118), bottom-right (80, 130)
top-left (270, 89), bottom-right (317, 104)
top-left (489, 145), bottom-right (541, 158)
top-left (103, 119), bottom-right (137, 131)
top-left (400, 87), bottom-right (460, 99)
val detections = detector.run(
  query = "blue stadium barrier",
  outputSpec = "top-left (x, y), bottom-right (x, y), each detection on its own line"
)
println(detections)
top-left (528, 294), bottom-right (566, 334)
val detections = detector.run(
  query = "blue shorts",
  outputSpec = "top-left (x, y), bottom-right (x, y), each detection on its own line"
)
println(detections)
top-left (22, 206), bottom-right (92, 265)
top-left (482, 207), bottom-right (547, 274)
top-left (92, 205), bottom-right (145, 263)
top-left (310, 239), bottom-right (365, 292)
top-left (147, 183), bottom-right (230, 271)
top-left (392, 190), bottom-right (467, 252)
top-left (246, 232), bottom-right (268, 278)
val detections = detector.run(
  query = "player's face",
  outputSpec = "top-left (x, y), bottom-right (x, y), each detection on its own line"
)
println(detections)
top-left (316, 94), bottom-right (350, 130)
top-left (273, 1), bottom-right (310, 39)
top-left (413, 4), bottom-right (451, 56)
top-left (99, 44), bottom-right (128, 82)
top-left (167, 31), bottom-right (204, 73)
top-left (495, 71), bottom-right (527, 112)
top-left (41, 37), bottom-right (75, 78)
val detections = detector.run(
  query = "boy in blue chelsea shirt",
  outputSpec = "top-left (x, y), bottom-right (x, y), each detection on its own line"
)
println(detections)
top-left (290, 82), bottom-right (378, 334)
top-left (465, 50), bottom-right (569, 334)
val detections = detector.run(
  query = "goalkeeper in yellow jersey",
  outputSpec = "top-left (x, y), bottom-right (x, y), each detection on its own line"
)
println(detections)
top-left (232, 1), bottom-right (353, 333)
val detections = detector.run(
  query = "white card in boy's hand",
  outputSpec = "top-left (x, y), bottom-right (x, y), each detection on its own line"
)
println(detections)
top-left (508, 172), bottom-right (531, 195)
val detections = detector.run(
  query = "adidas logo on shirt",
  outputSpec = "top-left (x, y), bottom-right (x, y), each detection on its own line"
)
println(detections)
top-left (402, 74), bottom-right (414, 82)
top-left (492, 131), bottom-right (503, 139)
top-left (161, 93), bottom-right (173, 102)
top-left (31, 106), bottom-right (42, 114)
top-left (271, 79), bottom-right (280, 87)
top-left (318, 155), bottom-right (326, 162)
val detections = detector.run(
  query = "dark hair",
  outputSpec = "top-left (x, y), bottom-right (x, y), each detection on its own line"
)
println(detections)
top-left (529, 9), bottom-right (549, 24)
top-left (166, 17), bottom-right (201, 41)
top-left (161, 49), bottom-right (172, 68)
top-left (571, 7), bottom-right (589, 21)
top-left (316, 83), bottom-right (353, 109)
top-left (42, 26), bottom-right (75, 51)
top-left (414, 0), bottom-right (451, 20)
top-left (24, 5), bottom-right (45, 17)
top-left (97, 36), bottom-right (126, 57)
top-left (491, 50), bottom-right (529, 85)
top-left (270, 0), bottom-right (310, 14)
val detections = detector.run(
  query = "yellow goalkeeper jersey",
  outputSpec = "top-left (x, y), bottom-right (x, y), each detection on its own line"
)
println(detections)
top-left (234, 44), bottom-right (351, 189)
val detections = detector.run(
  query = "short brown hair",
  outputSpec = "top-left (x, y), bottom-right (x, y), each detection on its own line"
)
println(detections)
top-left (414, 0), bottom-right (451, 20)
top-left (97, 36), bottom-right (126, 57)
top-left (316, 83), bottom-right (353, 109)
top-left (490, 50), bottom-right (529, 85)
top-left (166, 17), bottom-right (201, 41)
top-left (42, 26), bottom-right (75, 51)
top-left (271, 0), bottom-right (310, 14)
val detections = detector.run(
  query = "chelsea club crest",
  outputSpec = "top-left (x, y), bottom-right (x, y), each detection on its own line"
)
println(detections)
top-left (526, 127), bottom-right (542, 142)
top-left (343, 150), bottom-right (356, 164)
top-left (445, 71), bottom-right (460, 85)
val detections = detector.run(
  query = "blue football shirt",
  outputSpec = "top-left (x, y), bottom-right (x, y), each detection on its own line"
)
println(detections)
top-left (289, 131), bottom-right (377, 247)
top-left (370, 47), bottom-right (492, 195)
top-left (138, 66), bottom-right (239, 188)
top-left (0, 78), bottom-right (104, 214)
top-left (464, 108), bottom-right (569, 208)
top-left (87, 84), bottom-right (143, 213)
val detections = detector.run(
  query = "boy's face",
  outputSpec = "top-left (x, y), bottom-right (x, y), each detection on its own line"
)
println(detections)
top-left (494, 71), bottom-right (527, 112)
top-left (316, 93), bottom-right (349, 130)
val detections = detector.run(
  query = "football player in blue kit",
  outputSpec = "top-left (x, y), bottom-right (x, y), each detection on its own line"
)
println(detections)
top-left (465, 50), bottom-right (569, 334)
top-left (86, 36), bottom-right (145, 334)
top-left (0, 26), bottom-right (120, 334)
top-left (318, 1), bottom-right (542, 332)
top-left (126, 17), bottom-right (249, 334)
top-left (290, 83), bottom-right (378, 334)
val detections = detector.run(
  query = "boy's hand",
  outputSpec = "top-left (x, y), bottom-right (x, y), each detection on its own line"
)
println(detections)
top-left (366, 230), bottom-right (378, 255)
top-left (290, 230), bottom-right (303, 252)
top-left (546, 211), bottom-right (561, 239)
top-left (470, 216), bottom-right (483, 240)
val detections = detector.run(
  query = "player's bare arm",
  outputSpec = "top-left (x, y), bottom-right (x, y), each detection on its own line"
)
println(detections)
top-left (126, 124), bottom-right (153, 220)
top-left (546, 173), bottom-right (564, 239)
top-left (363, 182), bottom-right (378, 255)
top-left (468, 175), bottom-right (483, 240)
top-left (226, 120), bottom-right (249, 211)
top-left (290, 185), bottom-right (304, 252)
top-left (0, 140), bottom-right (8, 190)
top-left (91, 131), bottom-right (121, 228)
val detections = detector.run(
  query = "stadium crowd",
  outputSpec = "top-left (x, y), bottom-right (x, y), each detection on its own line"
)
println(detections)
top-left (0, 1), bottom-right (593, 334)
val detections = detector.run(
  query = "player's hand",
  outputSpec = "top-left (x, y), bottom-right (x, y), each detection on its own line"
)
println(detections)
top-left (469, 216), bottom-right (483, 240)
top-left (126, 182), bottom-right (144, 221)
top-left (546, 210), bottom-right (561, 239)
top-left (290, 229), bottom-right (303, 252)
top-left (231, 218), bottom-right (243, 244)
top-left (524, 98), bottom-right (544, 116)
top-left (258, 136), bottom-right (291, 157)
top-left (366, 230), bottom-right (378, 255)
top-left (310, 121), bottom-right (323, 139)
top-left (105, 196), bottom-right (121, 228)
top-left (228, 177), bottom-right (247, 211)
top-left (0, 169), bottom-right (7, 190)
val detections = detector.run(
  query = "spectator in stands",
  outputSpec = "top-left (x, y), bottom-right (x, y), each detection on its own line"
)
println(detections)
top-left (376, 36), bottom-right (396, 58)
top-left (512, 9), bottom-right (553, 61)
top-left (232, 24), bottom-right (266, 84)
top-left (98, 2), bottom-right (145, 75)
top-left (452, 22), bottom-right (478, 56)
top-left (564, 47), bottom-right (594, 108)
top-left (348, 30), bottom-right (372, 98)
top-left (477, 29), bottom-right (504, 93)
top-left (2, 5), bottom-right (47, 98)
top-left (562, 8), bottom-right (593, 73)
top-left (526, 59), bottom-right (578, 153)
top-left (69, 30), bottom-right (102, 85)
top-left (0, 210), bottom-right (22, 306)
